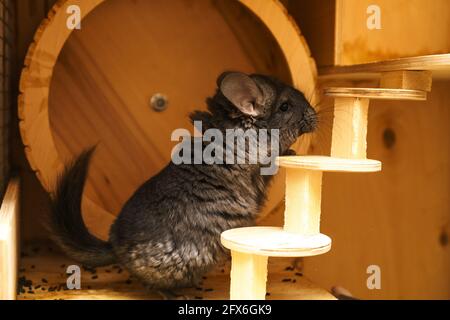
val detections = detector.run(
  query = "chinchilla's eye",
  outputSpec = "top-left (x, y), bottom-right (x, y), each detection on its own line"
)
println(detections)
top-left (280, 102), bottom-right (290, 112)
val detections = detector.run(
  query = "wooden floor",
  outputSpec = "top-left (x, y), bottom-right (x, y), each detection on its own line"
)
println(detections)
top-left (17, 242), bottom-right (335, 300)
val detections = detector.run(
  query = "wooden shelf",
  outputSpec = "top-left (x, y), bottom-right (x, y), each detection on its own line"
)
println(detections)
top-left (221, 227), bottom-right (331, 257)
top-left (17, 241), bottom-right (336, 300)
top-left (276, 156), bottom-right (381, 172)
top-left (324, 87), bottom-right (427, 101)
top-left (319, 54), bottom-right (450, 80)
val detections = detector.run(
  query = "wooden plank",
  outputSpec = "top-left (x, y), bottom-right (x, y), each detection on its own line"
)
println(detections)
top-left (335, 0), bottom-right (450, 65)
top-left (319, 54), bottom-right (450, 80)
top-left (324, 87), bottom-right (427, 100)
top-left (380, 71), bottom-right (433, 92)
top-left (0, 177), bottom-right (20, 300)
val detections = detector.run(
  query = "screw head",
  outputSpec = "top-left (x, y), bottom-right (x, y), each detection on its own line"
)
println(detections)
top-left (150, 93), bottom-right (168, 112)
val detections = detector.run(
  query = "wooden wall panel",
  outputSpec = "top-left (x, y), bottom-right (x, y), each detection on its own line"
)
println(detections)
top-left (335, 0), bottom-right (450, 65)
top-left (287, 0), bottom-right (450, 67)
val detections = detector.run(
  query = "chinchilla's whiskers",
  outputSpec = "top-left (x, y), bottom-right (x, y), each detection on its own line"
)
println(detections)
top-left (302, 93), bottom-right (357, 155)
top-left (305, 131), bottom-right (329, 155)
top-left (314, 101), bottom-right (354, 113)
top-left (306, 112), bottom-right (357, 155)
top-left (297, 119), bottom-right (330, 155)
top-left (314, 104), bottom-right (354, 127)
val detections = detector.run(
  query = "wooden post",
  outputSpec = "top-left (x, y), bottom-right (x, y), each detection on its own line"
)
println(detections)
top-left (0, 178), bottom-right (20, 300)
top-left (284, 169), bottom-right (322, 235)
top-left (230, 251), bottom-right (268, 300)
top-left (331, 97), bottom-right (369, 159)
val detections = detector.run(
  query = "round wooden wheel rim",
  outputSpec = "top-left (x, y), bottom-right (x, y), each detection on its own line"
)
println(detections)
top-left (18, 0), bottom-right (317, 220)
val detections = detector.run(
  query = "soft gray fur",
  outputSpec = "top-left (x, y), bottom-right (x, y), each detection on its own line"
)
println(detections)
top-left (49, 72), bottom-right (317, 292)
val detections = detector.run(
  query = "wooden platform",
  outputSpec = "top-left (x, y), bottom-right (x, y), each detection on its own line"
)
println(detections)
top-left (323, 87), bottom-right (427, 101)
top-left (319, 54), bottom-right (450, 80)
top-left (17, 242), bottom-right (336, 300)
top-left (276, 156), bottom-right (381, 172)
top-left (221, 227), bottom-right (331, 257)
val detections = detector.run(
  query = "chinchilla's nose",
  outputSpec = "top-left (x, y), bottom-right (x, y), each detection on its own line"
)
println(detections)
top-left (300, 107), bottom-right (317, 133)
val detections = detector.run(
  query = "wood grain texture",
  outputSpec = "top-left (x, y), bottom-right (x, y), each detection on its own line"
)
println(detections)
top-left (380, 71), bottom-right (433, 92)
top-left (230, 251), bottom-right (268, 300)
top-left (0, 178), bottom-right (20, 300)
top-left (18, 0), bottom-right (317, 239)
top-left (17, 241), bottom-right (335, 300)
top-left (335, 0), bottom-right (450, 65)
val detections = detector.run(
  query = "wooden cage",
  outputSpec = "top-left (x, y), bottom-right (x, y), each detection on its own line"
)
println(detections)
top-left (0, 0), bottom-right (448, 300)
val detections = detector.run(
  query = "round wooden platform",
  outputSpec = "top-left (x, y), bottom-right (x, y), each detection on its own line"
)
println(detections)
top-left (276, 155), bottom-right (382, 172)
top-left (221, 227), bottom-right (332, 257)
top-left (323, 87), bottom-right (427, 100)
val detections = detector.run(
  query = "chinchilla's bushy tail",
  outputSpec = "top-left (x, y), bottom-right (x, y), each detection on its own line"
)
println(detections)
top-left (48, 146), bottom-right (116, 267)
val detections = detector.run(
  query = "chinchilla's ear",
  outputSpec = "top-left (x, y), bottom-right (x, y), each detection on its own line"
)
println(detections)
top-left (218, 72), bottom-right (263, 117)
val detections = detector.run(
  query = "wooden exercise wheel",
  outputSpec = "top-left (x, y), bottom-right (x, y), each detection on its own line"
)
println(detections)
top-left (18, 0), bottom-right (318, 239)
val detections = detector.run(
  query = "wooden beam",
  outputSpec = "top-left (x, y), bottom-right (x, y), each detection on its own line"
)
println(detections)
top-left (380, 70), bottom-right (432, 92)
top-left (230, 251), bottom-right (268, 300)
top-left (319, 54), bottom-right (450, 80)
top-left (331, 97), bottom-right (369, 159)
top-left (285, 169), bottom-right (322, 235)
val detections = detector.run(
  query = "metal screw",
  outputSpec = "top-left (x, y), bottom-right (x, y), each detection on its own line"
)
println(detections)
top-left (150, 93), bottom-right (168, 112)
